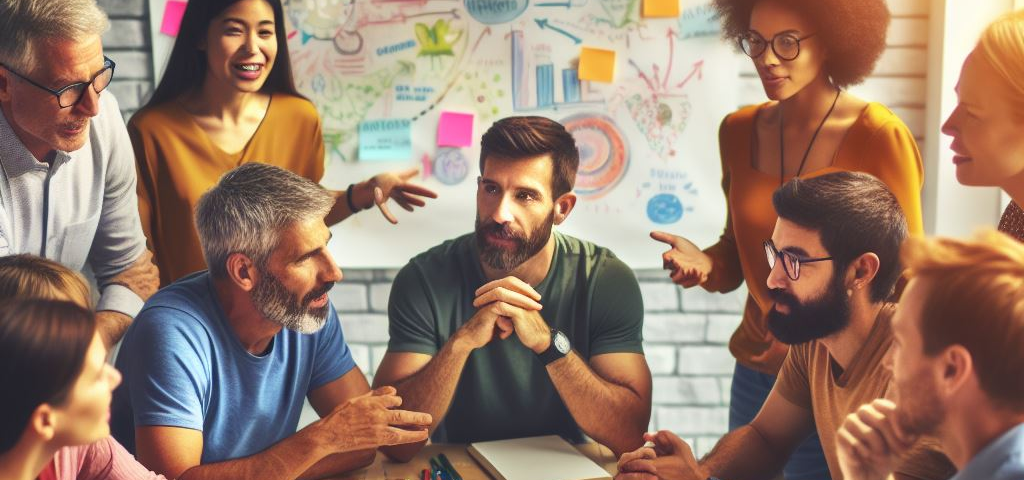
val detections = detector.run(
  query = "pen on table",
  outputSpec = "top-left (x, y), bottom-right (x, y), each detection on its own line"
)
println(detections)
top-left (437, 453), bottom-right (463, 480)
top-left (429, 458), bottom-right (449, 480)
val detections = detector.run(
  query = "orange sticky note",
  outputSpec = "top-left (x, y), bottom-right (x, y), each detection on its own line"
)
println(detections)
top-left (642, 0), bottom-right (680, 17)
top-left (578, 47), bottom-right (616, 83)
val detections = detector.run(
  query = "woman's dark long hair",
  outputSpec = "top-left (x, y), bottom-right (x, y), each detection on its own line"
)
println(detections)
top-left (144, 0), bottom-right (303, 108)
top-left (0, 300), bottom-right (95, 454)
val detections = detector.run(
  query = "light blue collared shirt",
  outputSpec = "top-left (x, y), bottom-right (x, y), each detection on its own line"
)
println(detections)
top-left (0, 92), bottom-right (146, 316)
top-left (951, 423), bottom-right (1024, 480)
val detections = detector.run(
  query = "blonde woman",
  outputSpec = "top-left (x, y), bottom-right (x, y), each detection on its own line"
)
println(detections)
top-left (942, 9), bottom-right (1024, 241)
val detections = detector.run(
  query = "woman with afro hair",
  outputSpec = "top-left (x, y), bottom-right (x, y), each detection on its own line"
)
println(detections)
top-left (649, 0), bottom-right (925, 478)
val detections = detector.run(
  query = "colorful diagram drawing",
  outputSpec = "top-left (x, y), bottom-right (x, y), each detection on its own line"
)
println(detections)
top-left (285, 1), bottom-right (469, 162)
top-left (562, 113), bottom-right (629, 199)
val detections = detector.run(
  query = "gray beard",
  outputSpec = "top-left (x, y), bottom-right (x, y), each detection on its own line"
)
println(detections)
top-left (250, 269), bottom-right (331, 334)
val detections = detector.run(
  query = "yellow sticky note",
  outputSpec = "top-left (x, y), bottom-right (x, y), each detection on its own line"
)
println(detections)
top-left (578, 47), bottom-right (616, 83)
top-left (642, 0), bottom-right (680, 17)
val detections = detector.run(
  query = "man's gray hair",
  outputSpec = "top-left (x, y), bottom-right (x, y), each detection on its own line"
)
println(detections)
top-left (195, 163), bottom-right (335, 279)
top-left (0, 0), bottom-right (109, 72)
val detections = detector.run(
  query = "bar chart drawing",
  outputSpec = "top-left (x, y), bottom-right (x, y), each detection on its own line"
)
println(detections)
top-left (510, 28), bottom-right (598, 112)
top-left (537, 64), bottom-right (554, 107)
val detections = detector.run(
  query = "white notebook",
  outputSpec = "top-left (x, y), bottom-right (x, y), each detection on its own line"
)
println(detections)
top-left (467, 435), bottom-right (613, 480)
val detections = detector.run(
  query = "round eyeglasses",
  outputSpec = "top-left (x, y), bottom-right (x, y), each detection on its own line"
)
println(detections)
top-left (0, 56), bottom-right (116, 109)
top-left (740, 32), bottom-right (816, 62)
top-left (763, 239), bottom-right (833, 281)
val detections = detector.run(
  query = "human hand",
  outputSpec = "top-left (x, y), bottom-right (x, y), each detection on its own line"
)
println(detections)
top-left (317, 386), bottom-right (432, 453)
top-left (650, 231), bottom-right (712, 288)
top-left (617, 431), bottom-right (706, 480)
top-left (615, 444), bottom-right (657, 480)
top-left (109, 249), bottom-right (160, 300)
top-left (452, 300), bottom-right (513, 353)
top-left (474, 276), bottom-right (550, 354)
top-left (364, 169), bottom-right (438, 224)
top-left (836, 399), bottom-right (916, 480)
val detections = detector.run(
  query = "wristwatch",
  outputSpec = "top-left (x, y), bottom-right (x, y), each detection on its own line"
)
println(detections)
top-left (538, 328), bottom-right (571, 365)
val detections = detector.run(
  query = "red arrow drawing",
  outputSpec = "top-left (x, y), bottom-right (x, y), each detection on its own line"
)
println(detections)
top-left (471, 26), bottom-right (492, 53)
top-left (664, 28), bottom-right (677, 90)
top-left (675, 60), bottom-right (704, 89)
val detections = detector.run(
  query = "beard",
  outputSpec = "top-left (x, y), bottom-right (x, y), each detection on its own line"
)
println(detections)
top-left (475, 212), bottom-right (554, 272)
top-left (766, 271), bottom-right (851, 345)
top-left (251, 268), bottom-right (333, 334)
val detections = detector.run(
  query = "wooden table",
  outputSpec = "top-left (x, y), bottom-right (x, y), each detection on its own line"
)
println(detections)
top-left (328, 443), bottom-right (619, 480)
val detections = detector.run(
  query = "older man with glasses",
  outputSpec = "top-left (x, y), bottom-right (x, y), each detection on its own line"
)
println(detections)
top-left (0, 0), bottom-right (158, 346)
top-left (616, 172), bottom-right (955, 480)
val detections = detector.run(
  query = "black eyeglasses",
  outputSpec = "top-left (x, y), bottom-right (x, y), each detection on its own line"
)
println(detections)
top-left (740, 32), bottom-right (816, 62)
top-left (763, 239), bottom-right (833, 281)
top-left (0, 56), bottom-right (116, 109)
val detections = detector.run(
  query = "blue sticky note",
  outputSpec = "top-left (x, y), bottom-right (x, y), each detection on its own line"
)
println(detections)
top-left (358, 119), bottom-right (412, 161)
top-left (678, 3), bottom-right (720, 39)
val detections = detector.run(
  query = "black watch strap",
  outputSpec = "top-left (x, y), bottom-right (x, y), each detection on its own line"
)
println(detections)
top-left (537, 328), bottom-right (569, 365)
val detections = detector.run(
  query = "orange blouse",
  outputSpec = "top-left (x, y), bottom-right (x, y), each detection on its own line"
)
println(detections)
top-left (129, 94), bottom-right (326, 285)
top-left (702, 102), bottom-right (925, 374)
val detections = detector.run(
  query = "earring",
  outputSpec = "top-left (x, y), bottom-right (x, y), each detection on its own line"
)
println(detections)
top-left (847, 289), bottom-right (853, 297)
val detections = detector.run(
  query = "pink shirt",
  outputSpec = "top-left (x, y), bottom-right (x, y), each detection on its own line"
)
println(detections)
top-left (41, 437), bottom-right (165, 480)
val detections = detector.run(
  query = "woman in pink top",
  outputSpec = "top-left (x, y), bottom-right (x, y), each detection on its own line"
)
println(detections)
top-left (0, 256), bottom-right (164, 480)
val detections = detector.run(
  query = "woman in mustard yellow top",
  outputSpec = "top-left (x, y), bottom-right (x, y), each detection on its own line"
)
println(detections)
top-left (130, 0), bottom-right (436, 285)
top-left (649, 0), bottom-right (924, 478)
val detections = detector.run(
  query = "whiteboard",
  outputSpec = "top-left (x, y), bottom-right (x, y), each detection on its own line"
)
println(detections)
top-left (148, 0), bottom-right (740, 268)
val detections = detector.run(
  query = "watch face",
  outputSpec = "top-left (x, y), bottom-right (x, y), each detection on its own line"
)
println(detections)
top-left (553, 331), bottom-right (571, 354)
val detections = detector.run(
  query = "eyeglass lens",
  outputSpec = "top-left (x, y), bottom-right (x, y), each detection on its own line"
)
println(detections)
top-left (740, 33), bottom-right (802, 61)
top-left (764, 241), bottom-right (801, 280)
top-left (58, 64), bottom-right (114, 108)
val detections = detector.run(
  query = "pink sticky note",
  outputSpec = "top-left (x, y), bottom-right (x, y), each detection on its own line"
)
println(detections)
top-left (160, 1), bottom-right (188, 37)
top-left (437, 112), bottom-right (474, 147)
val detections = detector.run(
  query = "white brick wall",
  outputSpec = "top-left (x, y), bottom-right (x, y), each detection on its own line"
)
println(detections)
top-left (329, 283), bottom-right (369, 312)
top-left (99, 0), bottom-right (151, 120)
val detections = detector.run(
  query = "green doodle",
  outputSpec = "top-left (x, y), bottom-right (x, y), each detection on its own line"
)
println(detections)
top-left (594, 0), bottom-right (640, 28)
top-left (414, 19), bottom-right (463, 57)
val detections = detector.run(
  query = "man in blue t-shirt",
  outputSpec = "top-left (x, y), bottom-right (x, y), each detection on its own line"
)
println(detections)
top-left (111, 163), bottom-right (431, 480)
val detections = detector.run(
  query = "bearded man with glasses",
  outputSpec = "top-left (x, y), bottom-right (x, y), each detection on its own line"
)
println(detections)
top-left (617, 172), bottom-right (956, 480)
top-left (0, 0), bottom-right (158, 346)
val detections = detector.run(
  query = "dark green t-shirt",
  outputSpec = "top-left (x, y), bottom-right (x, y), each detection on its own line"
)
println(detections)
top-left (387, 231), bottom-right (645, 444)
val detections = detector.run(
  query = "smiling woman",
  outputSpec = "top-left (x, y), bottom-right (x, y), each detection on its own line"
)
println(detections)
top-left (129, 0), bottom-right (437, 286)
top-left (941, 10), bottom-right (1024, 242)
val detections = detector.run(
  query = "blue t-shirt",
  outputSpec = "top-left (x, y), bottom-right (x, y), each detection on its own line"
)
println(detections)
top-left (110, 272), bottom-right (355, 463)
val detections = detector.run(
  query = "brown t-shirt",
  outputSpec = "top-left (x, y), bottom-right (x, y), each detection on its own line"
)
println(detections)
top-left (775, 304), bottom-right (956, 480)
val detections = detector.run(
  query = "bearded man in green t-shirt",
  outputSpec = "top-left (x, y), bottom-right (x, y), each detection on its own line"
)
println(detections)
top-left (373, 116), bottom-right (652, 461)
